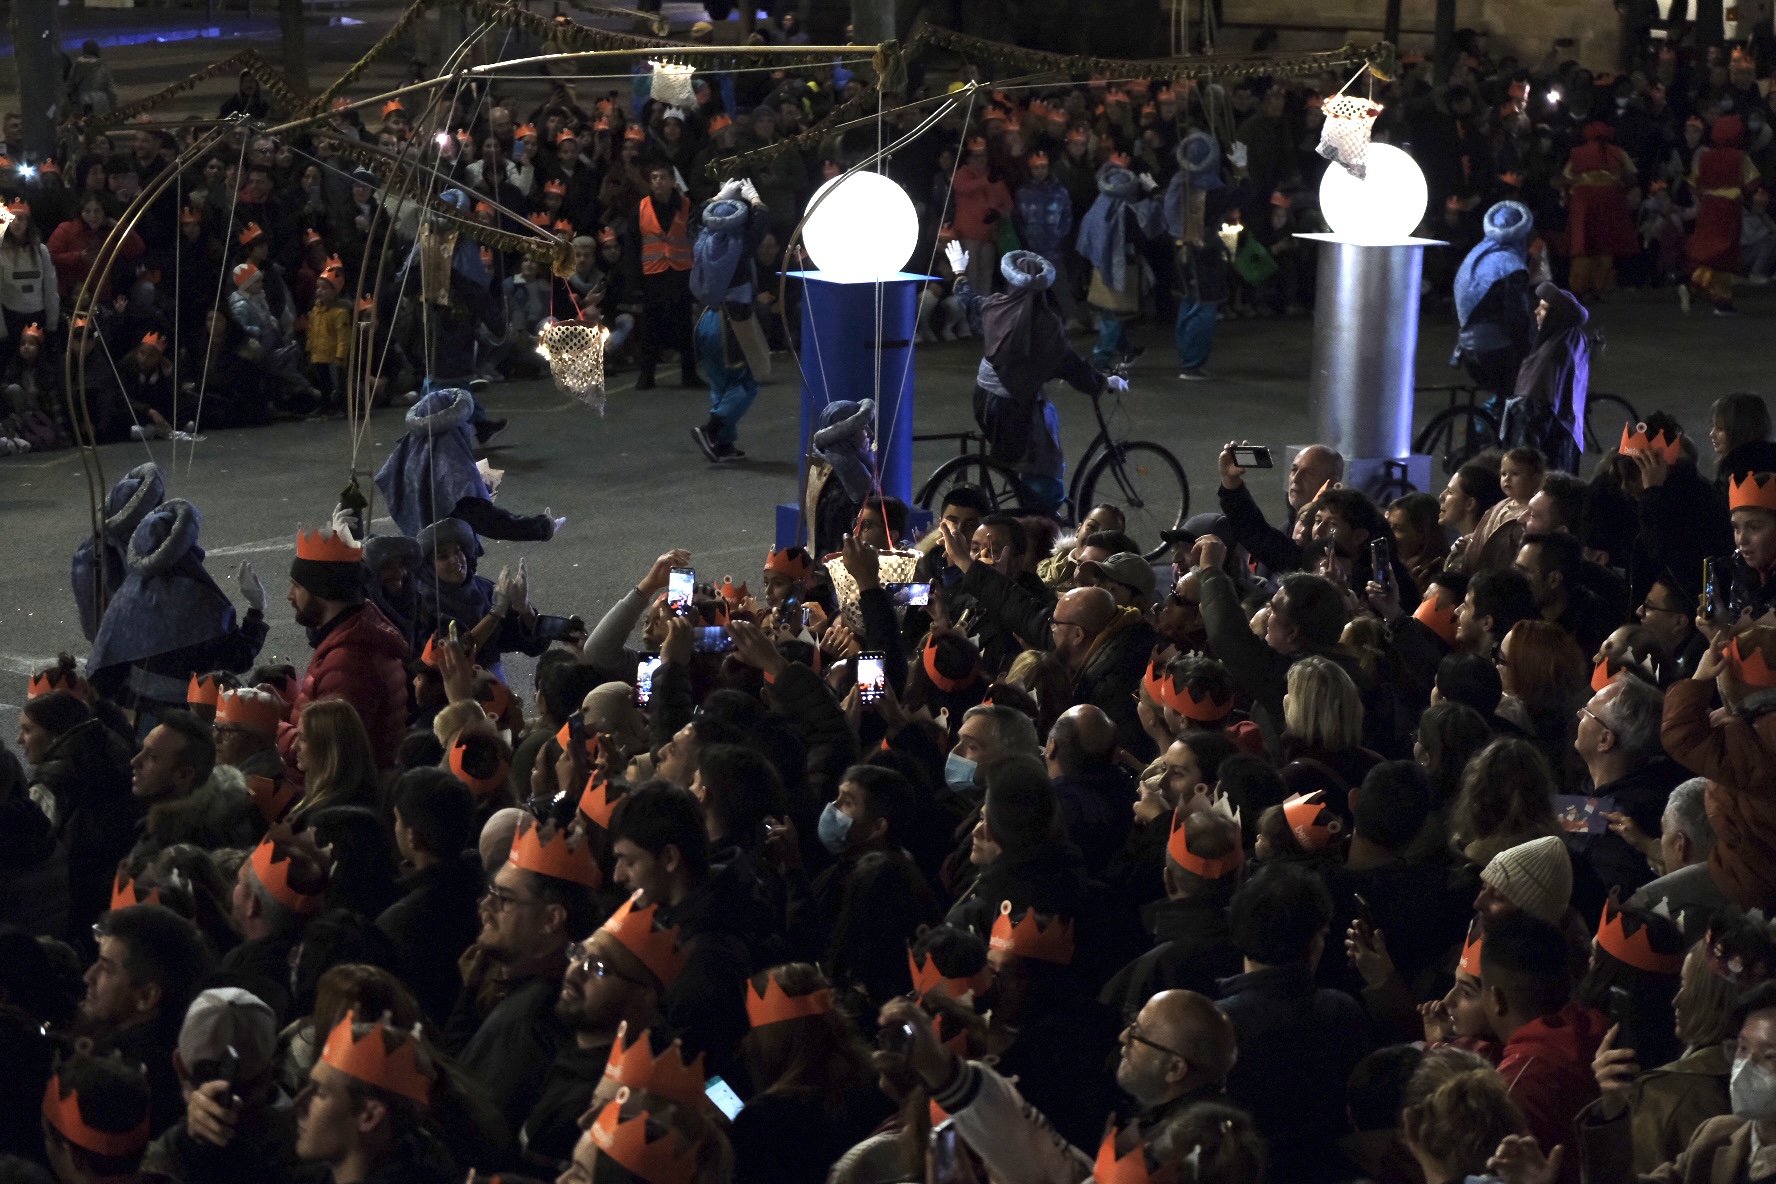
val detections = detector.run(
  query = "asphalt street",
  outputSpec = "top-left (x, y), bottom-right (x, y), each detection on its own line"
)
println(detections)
top-left (1, 283), bottom-right (1767, 736)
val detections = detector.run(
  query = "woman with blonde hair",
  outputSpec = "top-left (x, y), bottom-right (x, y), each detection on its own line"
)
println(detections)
top-left (1450, 737), bottom-right (1561, 866)
top-left (1279, 654), bottom-right (1379, 814)
top-left (291, 698), bottom-right (381, 820)
top-left (1400, 1048), bottom-right (1529, 1184)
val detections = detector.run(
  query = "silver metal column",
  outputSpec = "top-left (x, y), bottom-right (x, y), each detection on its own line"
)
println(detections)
top-left (1307, 240), bottom-right (1427, 461)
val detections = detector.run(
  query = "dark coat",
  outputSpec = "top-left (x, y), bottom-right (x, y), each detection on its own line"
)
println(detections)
top-left (294, 602), bottom-right (411, 769)
top-left (1052, 762), bottom-right (1135, 874)
top-left (1573, 756), bottom-right (1690, 896)
top-left (1098, 893), bottom-right (1241, 1016)
top-left (944, 834), bottom-right (1088, 938)
top-left (128, 767), bottom-right (262, 867)
top-left (0, 769), bottom-right (70, 938)
top-left (730, 1085), bottom-right (896, 1184)
top-left (518, 1039), bottom-right (611, 1171)
top-left (455, 968), bottom-right (567, 1138)
top-left (1638, 465), bottom-right (1734, 605)
top-left (28, 719), bottom-right (141, 937)
top-left (375, 853), bottom-right (485, 1025)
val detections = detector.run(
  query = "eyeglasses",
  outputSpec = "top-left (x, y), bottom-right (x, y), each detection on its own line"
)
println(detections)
top-left (1578, 705), bottom-right (1611, 731)
top-left (481, 884), bottom-right (542, 913)
top-left (1638, 599), bottom-right (1685, 617)
top-left (1050, 617), bottom-right (1087, 631)
top-left (1122, 1021), bottom-right (1187, 1061)
top-left (565, 940), bottom-right (650, 988)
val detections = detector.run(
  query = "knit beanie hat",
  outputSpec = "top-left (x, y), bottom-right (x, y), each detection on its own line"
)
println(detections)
top-left (1481, 835), bottom-right (1572, 924)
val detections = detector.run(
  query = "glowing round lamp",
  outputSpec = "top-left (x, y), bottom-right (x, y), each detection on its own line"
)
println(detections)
top-left (801, 171), bottom-right (919, 282)
top-left (1317, 142), bottom-right (1429, 244)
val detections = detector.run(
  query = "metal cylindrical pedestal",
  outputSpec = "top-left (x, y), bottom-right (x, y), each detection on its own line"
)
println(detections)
top-left (1306, 241), bottom-right (1429, 463)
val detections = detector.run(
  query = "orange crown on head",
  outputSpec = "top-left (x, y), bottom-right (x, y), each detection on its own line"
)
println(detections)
top-left (1282, 790), bottom-right (1344, 852)
top-left (1414, 591), bottom-right (1459, 646)
top-left (1596, 894), bottom-right (1683, 974)
top-left (250, 827), bottom-right (327, 914)
top-left (42, 1073), bottom-right (149, 1159)
top-left (602, 892), bottom-right (689, 987)
top-left (1176, 683), bottom-right (1233, 724)
top-left (111, 867), bottom-right (161, 911)
top-left (21, 322), bottom-right (42, 342)
top-left (763, 546), bottom-right (812, 581)
top-left (745, 972), bottom-right (836, 1028)
top-left (246, 774), bottom-right (299, 826)
top-left (186, 673), bottom-right (222, 708)
top-left (579, 768), bottom-right (620, 829)
top-left (515, 123), bottom-right (538, 140)
top-left (1727, 635), bottom-right (1776, 689)
top-left (555, 719), bottom-right (601, 764)
top-left (1458, 917), bottom-right (1485, 977)
top-left (528, 211), bottom-right (553, 228)
top-left (1729, 473), bottom-right (1776, 514)
top-left (294, 527), bottom-right (362, 563)
top-left (1095, 1121), bottom-right (1180, 1184)
top-left (988, 900), bottom-right (1077, 965)
top-left (1619, 421), bottom-right (1684, 465)
top-left (140, 331), bottom-right (167, 352)
top-left (1107, 151), bottom-right (1133, 168)
top-left (381, 100), bottom-right (405, 119)
top-left (590, 1092), bottom-right (697, 1184)
top-left (552, 218), bottom-right (574, 235)
top-left (237, 222), bottom-right (265, 246)
top-left (508, 816), bottom-right (602, 888)
top-left (217, 688), bottom-right (282, 736)
top-left (602, 1022), bottom-right (707, 1109)
top-left (543, 179), bottom-right (567, 197)
top-left (1141, 654), bottom-right (1177, 714)
top-left (29, 667), bottom-right (83, 700)
top-left (719, 576), bottom-right (749, 604)
top-left (302, 227), bottom-right (324, 247)
top-left (908, 947), bottom-right (993, 1002)
top-left (320, 1011), bottom-right (433, 1104)
top-left (448, 735), bottom-right (508, 798)
top-left (1166, 805), bottom-right (1244, 881)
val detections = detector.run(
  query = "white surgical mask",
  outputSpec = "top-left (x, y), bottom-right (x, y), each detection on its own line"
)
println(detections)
top-left (1732, 1055), bottom-right (1776, 1121)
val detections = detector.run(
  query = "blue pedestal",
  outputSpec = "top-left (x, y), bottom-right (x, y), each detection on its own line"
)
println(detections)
top-left (774, 271), bottom-right (930, 550)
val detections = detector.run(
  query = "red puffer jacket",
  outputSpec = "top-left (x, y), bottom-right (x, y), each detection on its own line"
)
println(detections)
top-left (294, 602), bottom-right (410, 768)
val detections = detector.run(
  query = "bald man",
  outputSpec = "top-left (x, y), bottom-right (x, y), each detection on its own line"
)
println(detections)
top-left (1046, 704), bottom-right (1133, 872)
top-left (942, 516), bottom-right (1160, 757)
top-left (1114, 989), bottom-right (1238, 1131)
top-left (478, 806), bottom-right (528, 873)
top-left (1213, 439), bottom-right (1348, 578)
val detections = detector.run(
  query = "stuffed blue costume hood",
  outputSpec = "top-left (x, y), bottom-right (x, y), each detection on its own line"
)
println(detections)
top-left (71, 462), bottom-right (165, 641)
top-left (1076, 164), bottom-right (1158, 293)
top-left (87, 498), bottom-right (238, 677)
top-left (374, 388), bottom-right (491, 538)
top-left (690, 197), bottom-right (754, 309)
top-left (811, 399), bottom-right (876, 502)
top-left (1455, 201), bottom-right (1534, 328)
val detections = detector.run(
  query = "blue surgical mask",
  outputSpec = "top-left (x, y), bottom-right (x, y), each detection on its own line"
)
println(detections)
top-left (944, 752), bottom-right (978, 792)
top-left (817, 801), bottom-right (854, 854)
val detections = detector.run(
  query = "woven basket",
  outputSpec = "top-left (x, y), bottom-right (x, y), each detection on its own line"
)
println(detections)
top-left (824, 549), bottom-right (922, 632)
top-left (1316, 94), bottom-right (1383, 178)
top-left (537, 320), bottom-right (611, 412)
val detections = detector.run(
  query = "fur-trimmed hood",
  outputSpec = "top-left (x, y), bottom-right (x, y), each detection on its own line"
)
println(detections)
top-left (87, 499), bottom-right (238, 679)
top-left (127, 497), bottom-right (202, 578)
top-left (701, 197), bottom-right (750, 234)
top-left (104, 462), bottom-right (165, 540)
top-left (376, 389), bottom-right (489, 537)
top-left (1482, 200), bottom-right (1535, 246)
top-left (1096, 164), bottom-right (1142, 200)
top-left (404, 388), bottom-right (475, 436)
top-left (136, 764), bottom-right (262, 857)
top-left (1000, 250), bottom-right (1055, 291)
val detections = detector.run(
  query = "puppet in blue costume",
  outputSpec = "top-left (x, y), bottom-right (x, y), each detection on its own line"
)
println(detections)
top-left (86, 499), bottom-right (269, 719)
top-left (1499, 282), bottom-right (1590, 474)
top-left (809, 398), bottom-right (876, 557)
top-left (70, 461), bottom-right (164, 641)
top-left (1164, 132), bottom-right (1251, 380)
top-left (689, 178), bottom-right (772, 463)
top-left (405, 188), bottom-right (506, 442)
top-left (1075, 159), bottom-right (1164, 370)
top-left (363, 533), bottom-right (424, 654)
top-left (1453, 200), bottom-right (1538, 405)
top-left (374, 387), bottom-right (562, 542)
top-left (414, 516), bottom-right (579, 676)
top-left (944, 244), bottom-right (1126, 514)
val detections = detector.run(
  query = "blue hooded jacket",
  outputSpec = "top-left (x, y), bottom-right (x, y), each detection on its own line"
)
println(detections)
top-left (70, 462), bottom-right (164, 641)
top-left (1455, 201), bottom-right (1535, 330)
top-left (1075, 165), bottom-right (1162, 294)
top-left (374, 389), bottom-right (490, 538)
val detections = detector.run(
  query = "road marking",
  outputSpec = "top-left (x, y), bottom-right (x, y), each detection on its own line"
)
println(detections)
top-left (208, 516), bottom-right (394, 557)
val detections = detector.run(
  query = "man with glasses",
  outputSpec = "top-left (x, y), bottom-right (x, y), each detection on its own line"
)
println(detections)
top-left (519, 899), bottom-right (685, 1167)
top-left (1116, 990), bottom-right (1238, 1134)
top-left (1573, 674), bottom-right (1683, 894)
top-left (451, 820), bottom-right (601, 1137)
top-left (1636, 575), bottom-right (1707, 676)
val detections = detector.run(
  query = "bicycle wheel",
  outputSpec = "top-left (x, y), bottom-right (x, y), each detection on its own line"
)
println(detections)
top-left (915, 454), bottom-right (1027, 515)
top-left (1079, 441), bottom-right (1190, 561)
top-left (1414, 405), bottom-right (1499, 476)
top-left (1585, 392), bottom-right (1639, 455)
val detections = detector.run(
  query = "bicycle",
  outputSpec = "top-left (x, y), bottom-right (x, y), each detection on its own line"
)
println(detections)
top-left (1412, 384), bottom-right (1640, 478)
top-left (914, 379), bottom-right (1190, 562)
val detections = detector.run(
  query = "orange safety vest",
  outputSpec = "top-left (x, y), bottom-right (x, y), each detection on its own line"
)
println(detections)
top-left (638, 197), bottom-right (692, 275)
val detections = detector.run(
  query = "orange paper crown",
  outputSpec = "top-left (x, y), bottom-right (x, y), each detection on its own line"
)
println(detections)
top-left (1107, 151), bottom-right (1132, 168)
top-left (1458, 917), bottom-right (1484, 977)
top-left (237, 222), bottom-right (265, 246)
top-left (543, 179), bottom-right (567, 197)
top-left (1729, 473), bottom-right (1776, 513)
top-left (601, 891), bottom-right (690, 986)
top-left (1414, 591), bottom-right (1460, 646)
top-left (6, 198), bottom-right (28, 217)
top-left (42, 1073), bottom-right (149, 1158)
top-left (231, 261), bottom-right (260, 288)
top-left (579, 768), bottom-right (620, 829)
top-left (719, 576), bottom-right (748, 603)
top-left (624, 125), bottom-right (646, 143)
top-left (1727, 635), bottom-right (1776, 689)
top-left (552, 218), bottom-right (574, 235)
top-left (1282, 791), bottom-right (1344, 852)
top-left (709, 114), bottom-right (733, 133)
top-left (302, 227), bottom-right (324, 247)
top-left (1142, 654), bottom-right (1176, 713)
top-left (908, 947), bottom-right (993, 1001)
top-left (448, 735), bottom-right (509, 798)
top-left (557, 126), bottom-right (580, 144)
top-left (321, 254), bottom-right (345, 281)
top-left (320, 1011), bottom-right (433, 1104)
top-left (1028, 149), bottom-right (1050, 165)
top-left (1619, 421), bottom-right (1684, 465)
top-left (603, 1022), bottom-right (707, 1109)
top-left (250, 829), bottom-right (326, 914)
top-left (1176, 682), bottom-right (1233, 724)
top-left (246, 774), bottom-right (299, 826)
top-left (294, 527), bottom-right (362, 563)
top-left (476, 675), bottom-right (512, 721)
top-left (528, 211), bottom-right (552, 228)
top-left (1095, 1122), bottom-right (1179, 1184)
top-left (186, 673), bottom-right (221, 708)
top-left (988, 900), bottom-right (1077, 965)
top-left (1166, 805), bottom-right (1244, 880)
top-left (1596, 894), bottom-right (1683, 974)
top-left (515, 123), bottom-right (538, 139)
top-left (922, 635), bottom-right (980, 694)
top-left (597, 227), bottom-right (618, 246)
top-left (110, 867), bottom-right (161, 911)
top-left (217, 688), bottom-right (282, 736)
top-left (590, 1092), bottom-right (698, 1184)
top-left (508, 816), bottom-right (603, 888)
top-left (381, 99), bottom-right (406, 118)
top-left (763, 546), bottom-right (813, 581)
top-left (139, 331), bottom-right (167, 352)
top-left (1591, 657), bottom-right (1620, 693)
top-left (744, 973), bottom-right (836, 1028)
top-left (20, 322), bottom-right (43, 342)
top-left (555, 719), bottom-right (601, 763)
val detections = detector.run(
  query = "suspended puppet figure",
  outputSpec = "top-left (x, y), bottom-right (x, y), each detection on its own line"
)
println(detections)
top-left (1453, 201), bottom-right (1539, 403)
top-left (1165, 131), bottom-right (1249, 382)
top-left (374, 387), bottom-right (563, 542)
top-left (70, 461), bottom-right (163, 641)
top-left (1075, 157), bottom-right (1164, 372)
top-left (689, 178), bottom-right (771, 463)
top-left (945, 242), bottom-right (1127, 514)
top-left (415, 517), bottom-right (580, 676)
top-left (1500, 283), bottom-right (1590, 474)
top-left (808, 398), bottom-right (876, 557)
top-left (85, 498), bottom-right (269, 720)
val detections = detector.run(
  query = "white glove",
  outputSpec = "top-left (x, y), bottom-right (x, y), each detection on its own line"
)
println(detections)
top-left (717, 179), bottom-right (744, 201)
top-left (739, 178), bottom-right (760, 205)
top-left (1230, 141), bottom-right (1249, 170)
top-left (236, 561), bottom-right (267, 613)
top-left (1138, 173), bottom-right (1158, 193)
top-left (944, 241), bottom-right (969, 277)
top-left (546, 506), bottom-right (566, 537)
top-left (492, 565), bottom-right (515, 616)
top-left (329, 505), bottom-right (359, 548)
top-left (1105, 374), bottom-right (1130, 393)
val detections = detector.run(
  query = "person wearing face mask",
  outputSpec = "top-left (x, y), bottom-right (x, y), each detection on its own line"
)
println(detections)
top-left (780, 764), bottom-right (927, 960)
top-left (942, 702), bottom-right (1044, 799)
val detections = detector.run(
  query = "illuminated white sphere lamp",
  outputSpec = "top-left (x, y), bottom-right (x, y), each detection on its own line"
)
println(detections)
top-left (1316, 142), bottom-right (1430, 245)
top-left (801, 171), bottom-right (919, 282)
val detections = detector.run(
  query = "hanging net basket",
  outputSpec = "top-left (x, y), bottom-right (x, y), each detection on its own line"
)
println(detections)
top-left (825, 549), bottom-right (921, 632)
top-left (649, 60), bottom-right (697, 108)
top-left (1316, 94), bottom-right (1383, 179)
top-left (537, 320), bottom-right (611, 412)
